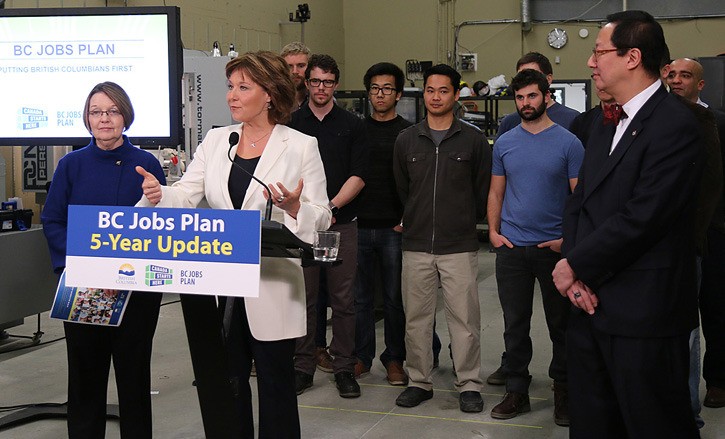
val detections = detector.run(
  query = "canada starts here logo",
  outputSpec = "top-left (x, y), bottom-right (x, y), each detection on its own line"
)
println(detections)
top-left (146, 264), bottom-right (173, 287)
top-left (116, 263), bottom-right (137, 286)
top-left (17, 107), bottom-right (49, 130)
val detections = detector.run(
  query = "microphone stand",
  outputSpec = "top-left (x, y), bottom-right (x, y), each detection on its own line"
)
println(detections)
top-left (227, 131), bottom-right (273, 221)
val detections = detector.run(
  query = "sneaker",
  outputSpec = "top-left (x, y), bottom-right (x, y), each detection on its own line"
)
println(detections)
top-left (395, 386), bottom-right (433, 408)
top-left (553, 381), bottom-right (569, 426)
top-left (486, 365), bottom-right (507, 386)
top-left (334, 372), bottom-right (361, 398)
top-left (459, 391), bottom-right (484, 413)
top-left (386, 361), bottom-right (408, 386)
top-left (316, 347), bottom-right (334, 373)
top-left (490, 392), bottom-right (531, 419)
top-left (354, 360), bottom-right (370, 378)
top-left (294, 370), bottom-right (313, 395)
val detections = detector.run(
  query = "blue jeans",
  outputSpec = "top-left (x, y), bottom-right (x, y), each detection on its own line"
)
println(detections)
top-left (688, 256), bottom-right (703, 428)
top-left (354, 227), bottom-right (406, 368)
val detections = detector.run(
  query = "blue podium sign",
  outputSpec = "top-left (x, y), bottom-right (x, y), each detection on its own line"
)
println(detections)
top-left (65, 205), bottom-right (261, 297)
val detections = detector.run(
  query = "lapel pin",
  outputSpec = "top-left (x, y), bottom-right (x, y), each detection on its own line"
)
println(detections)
top-left (631, 130), bottom-right (637, 136)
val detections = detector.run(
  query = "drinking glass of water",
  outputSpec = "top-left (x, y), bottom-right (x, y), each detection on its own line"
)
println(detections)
top-left (313, 230), bottom-right (340, 261)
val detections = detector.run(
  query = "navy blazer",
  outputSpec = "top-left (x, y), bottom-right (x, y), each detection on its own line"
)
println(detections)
top-left (562, 85), bottom-right (704, 337)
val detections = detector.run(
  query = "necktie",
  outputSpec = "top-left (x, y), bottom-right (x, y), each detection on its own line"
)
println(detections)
top-left (602, 103), bottom-right (627, 125)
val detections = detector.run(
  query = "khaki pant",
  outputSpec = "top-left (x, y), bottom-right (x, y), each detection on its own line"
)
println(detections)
top-left (401, 251), bottom-right (483, 392)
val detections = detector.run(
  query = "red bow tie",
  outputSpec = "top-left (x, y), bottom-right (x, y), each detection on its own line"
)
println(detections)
top-left (603, 103), bottom-right (627, 125)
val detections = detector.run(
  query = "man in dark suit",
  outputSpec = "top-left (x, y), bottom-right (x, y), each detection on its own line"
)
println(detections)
top-left (667, 57), bottom-right (725, 411)
top-left (552, 10), bottom-right (703, 438)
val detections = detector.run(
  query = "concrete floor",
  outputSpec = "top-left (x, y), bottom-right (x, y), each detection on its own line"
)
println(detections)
top-left (1, 246), bottom-right (723, 438)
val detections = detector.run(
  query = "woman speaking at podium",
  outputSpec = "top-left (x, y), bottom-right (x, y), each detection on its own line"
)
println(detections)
top-left (137, 51), bottom-right (331, 438)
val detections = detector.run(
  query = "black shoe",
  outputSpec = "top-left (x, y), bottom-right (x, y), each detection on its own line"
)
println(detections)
top-left (486, 365), bottom-right (507, 386)
top-left (334, 372), bottom-right (361, 398)
top-left (459, 391), bottom-right (484, 413)
top-left (553, 381), bottom-right (570, 427)
top-left (295, 370), bottom-right (313, 395)
top-left (395, 386), bottom-right (433, 408)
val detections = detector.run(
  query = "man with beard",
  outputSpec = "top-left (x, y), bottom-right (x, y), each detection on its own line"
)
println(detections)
top-left (495, 52), bottom-right (580, 138)
top-left (487, 69), bottom-right (583, 425)
top-left (281, 41), bottom-right (310, 111)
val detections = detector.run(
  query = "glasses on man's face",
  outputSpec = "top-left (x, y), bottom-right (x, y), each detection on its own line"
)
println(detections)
top-left (369, 85), bottom-right (397, 96)
top-left (591, 48), bottom-right (620, 61)
top-left (89, 109), bottom-right (122, 118)
top-left (308, 78), bottom-right (337, 88)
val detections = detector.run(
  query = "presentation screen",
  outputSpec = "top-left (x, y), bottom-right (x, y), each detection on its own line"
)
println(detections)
top-left (0, 6), bottom-right (182, 146)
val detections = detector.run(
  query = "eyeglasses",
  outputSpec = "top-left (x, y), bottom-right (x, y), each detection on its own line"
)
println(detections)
top-left (308, 78), bottom-right (337, 88)
top-left (591, 48), bottom-right (621, 60)
top-left (369, 85), bottom-right (397, 96)
top-left (89, 109), bottom-right (122, 118)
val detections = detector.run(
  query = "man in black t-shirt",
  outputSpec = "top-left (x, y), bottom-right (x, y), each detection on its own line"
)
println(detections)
top-left (289, 54), bottom-right (370, 399)
top-left (353, 62), bottom-right (412, 386)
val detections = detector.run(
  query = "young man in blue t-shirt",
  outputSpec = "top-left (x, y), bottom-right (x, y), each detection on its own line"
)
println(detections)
top-left (487, 69), bottom-right (583, 426)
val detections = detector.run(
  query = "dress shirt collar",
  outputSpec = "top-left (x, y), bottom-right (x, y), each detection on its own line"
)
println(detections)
top-left (620, 79), bottom-right (661, 125)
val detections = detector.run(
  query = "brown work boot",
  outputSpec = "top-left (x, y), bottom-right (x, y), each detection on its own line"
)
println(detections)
top-left (490, 392), bottom-right (530, 419)
top-left (386, 361), bottom-right (408, 386)
top-left (553, 381), bottom-right (570, 426)
top-left (354, 360), bottom-right (370, 378)
top-left (486, 365), bottom-right (507, 385)
top-left (316, 346), bottom-right (334, 373)
top-left (704, 385), bottom-right (725, 408)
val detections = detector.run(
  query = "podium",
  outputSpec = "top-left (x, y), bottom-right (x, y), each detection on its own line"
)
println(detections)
top-left (181, 220), bottom-right (318, 438)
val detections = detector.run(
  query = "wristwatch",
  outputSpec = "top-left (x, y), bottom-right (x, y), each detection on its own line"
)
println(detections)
top-left (328, 201), bottom-right (339, 216)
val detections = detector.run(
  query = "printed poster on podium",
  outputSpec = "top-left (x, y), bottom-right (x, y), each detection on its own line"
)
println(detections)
top-left (63, 205), bottom-right (261, 297)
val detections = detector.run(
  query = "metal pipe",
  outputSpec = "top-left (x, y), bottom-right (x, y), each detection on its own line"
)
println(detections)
top-left (521, 0), bottom-right (532, 32)
top-left (533, 13), bottom-right (725, 24)
top-left (452, 12), bottom-right (725, 70)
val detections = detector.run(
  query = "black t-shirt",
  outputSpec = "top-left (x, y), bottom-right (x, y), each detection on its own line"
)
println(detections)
top-left (357, 115), bottom-right (412, 228)
top-left (289, 104), bottom-right (370, 224)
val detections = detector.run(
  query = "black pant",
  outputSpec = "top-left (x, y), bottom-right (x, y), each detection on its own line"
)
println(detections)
top-left (567, 311), bottom-right (699, 439)
top-left (223, 297), bottom-right (300, 439)
top-left (700, 228), bottom-right (725, 388)
top-left (494, 245), bottom-right (569, 393)
top-left (64, 291), bottom-right (161, 439)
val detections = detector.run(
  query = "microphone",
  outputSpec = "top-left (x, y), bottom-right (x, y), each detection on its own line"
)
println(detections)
top-left (227, 131), bottom-right (273, 221)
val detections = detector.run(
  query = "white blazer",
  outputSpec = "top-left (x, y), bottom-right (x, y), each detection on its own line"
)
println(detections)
top-left (139, 123), bottom-right (331, 340)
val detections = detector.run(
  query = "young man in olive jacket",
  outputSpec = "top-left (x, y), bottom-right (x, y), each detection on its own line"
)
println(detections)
top-left (393, 64), bottom-right (491, 413)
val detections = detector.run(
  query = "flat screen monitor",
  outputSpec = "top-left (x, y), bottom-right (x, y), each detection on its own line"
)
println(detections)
top-left (550, 79), bottom-right (592, 113)
top-left (0, 6), bottom-right (183, 146)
